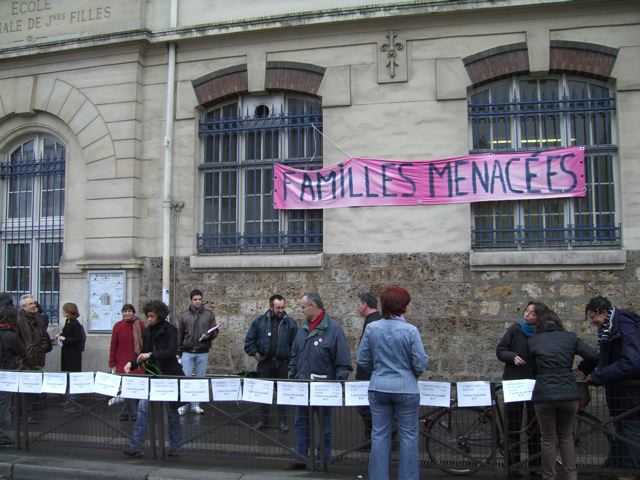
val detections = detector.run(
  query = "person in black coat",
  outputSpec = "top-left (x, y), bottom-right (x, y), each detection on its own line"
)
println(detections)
top-left (496, 301), bottom-right (545, 469)
top-left (528, 309), bottom-right (598, 480)
top-left (123, 300), bottom-right (184, 457)
top-left (579, 296), bottom-right (640, 476)
top-left (57, 303), bottom-right (85, 372)
top-left (0, 297), bottom-right (29, 447)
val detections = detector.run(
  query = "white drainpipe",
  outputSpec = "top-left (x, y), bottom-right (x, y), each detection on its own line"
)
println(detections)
top-left (162, 0), bottom-right (178, 305)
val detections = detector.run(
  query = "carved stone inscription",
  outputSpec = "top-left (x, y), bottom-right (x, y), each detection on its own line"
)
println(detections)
top-left (0, 0), bottom-right (137, 44)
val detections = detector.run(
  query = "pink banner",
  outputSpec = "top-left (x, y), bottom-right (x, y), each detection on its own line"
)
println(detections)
top-left (273, 147), bottom-right (586, 210)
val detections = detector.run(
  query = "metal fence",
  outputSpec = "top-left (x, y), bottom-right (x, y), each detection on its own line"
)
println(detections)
top-left (3, 376), bottom-right (638, 476)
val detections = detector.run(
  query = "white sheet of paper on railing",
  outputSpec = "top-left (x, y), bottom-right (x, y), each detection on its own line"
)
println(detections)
top-left (93, 372), bottom-right (122, 397)
top-left (242, 378), bottom-right (274, 404)
top-left (69, 372), bottom-right (95, 394)
top-left (457, 381), bottom-right (492, 407)
top-left (419, 381), bottom-right (451, 407)
top-left (41, 372), bottom-right (68, 394)
top-left (120, 375), bottom-right (149, 399)
top-left (149, 378), bottom-right (179, 401)
top-left (211, 378), bottom-right (242, 402)
top-left (502, 379), bottom-right (536, 403)
top-left (345, 381), bottom-right (369, 406)
top-left (0, 371), bottom-right (20, 392)
top-left (19, 371), bottom-right (42, 393)
top-left (276, 381), bottom-right (308, 406)
top-left (310, 382), bottom-right (343, 406)
top-left (180, 379), bottom-right (210, 402)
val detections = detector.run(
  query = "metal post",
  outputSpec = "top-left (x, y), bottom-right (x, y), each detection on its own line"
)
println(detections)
top-left (308, 406), bottom-right (315, 470)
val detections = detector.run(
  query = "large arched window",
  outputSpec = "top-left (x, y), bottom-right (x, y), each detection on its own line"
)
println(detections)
top-left (197, 93), bottom-right (323, 253)
top-left (469, 75), bottom-right (618, 249)
top-left (1, 135), bottom-right (65, 323)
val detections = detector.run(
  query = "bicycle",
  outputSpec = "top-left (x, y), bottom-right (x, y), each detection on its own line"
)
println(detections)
top-left (421, 383), bottom-right (612, 475)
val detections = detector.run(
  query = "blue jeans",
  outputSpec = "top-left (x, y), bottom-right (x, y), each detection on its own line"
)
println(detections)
top-left (129, 399), bottom-right (181, 450)
top-left (294, 406), bottom-right (332, 463)
top-left (181, 352), bottom-right (208, 377)
top-left (368, 391), bottom-right (420, 480)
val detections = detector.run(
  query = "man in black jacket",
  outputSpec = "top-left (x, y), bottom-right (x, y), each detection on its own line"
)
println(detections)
top-left (355, 292), bottom-right (382, 442)
top-left (123, 301), bottom-right (184, 457)
top-left (244, 294), bottom-right (298, 432)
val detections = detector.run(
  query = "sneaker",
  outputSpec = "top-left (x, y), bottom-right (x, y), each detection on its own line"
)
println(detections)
top-left (279, 421), bottom-right (289, 432)
top-left (253, 420), bottom-right (266, 430)
top-left (285, 462), bottom-right (306, 470)
top-left (192, 405), bottom-right (204, 415)
top-left (0, 439), bottom-right (15, 448)
top-left (123, 447), bottom-right (143, 457)
top-left (178, 405), bottom-right (189, 416)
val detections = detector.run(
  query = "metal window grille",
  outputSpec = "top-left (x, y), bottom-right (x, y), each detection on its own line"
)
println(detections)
top-left (469, 76), bottom-right (620, 249)
top-left (197, 96), bottom-right (323, 253)
top-left (1, 137), bottom-right (65, 325)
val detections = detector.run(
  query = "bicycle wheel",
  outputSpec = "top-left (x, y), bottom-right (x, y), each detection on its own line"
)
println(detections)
top-left (425, 407), bottom-right (497, 475)
top-left (573, 411), bottom-right (611, 471)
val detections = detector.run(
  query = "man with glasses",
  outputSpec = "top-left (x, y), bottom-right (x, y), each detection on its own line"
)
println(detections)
top-left (579, 296), bottom-right (640, 480)
top-left (286, 292), bottom-right (352, 471)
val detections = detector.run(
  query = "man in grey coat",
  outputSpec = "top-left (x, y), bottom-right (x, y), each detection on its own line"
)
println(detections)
top-left (286, 292), bottom-right (352, 470)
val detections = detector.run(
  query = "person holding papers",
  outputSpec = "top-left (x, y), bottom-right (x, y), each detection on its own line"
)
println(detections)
top-left (528, 308), bottom-right (597, 480)
top-left (177, 289), bottom-right (218, 415)
top-left (123, 300), bottom-right (184, 457)
top-left (496, 301), bottom-right (546, 471)
top-left (287, 292), bottom-right (352, 470)
top-left (357, 287), bottom-right (428, 480)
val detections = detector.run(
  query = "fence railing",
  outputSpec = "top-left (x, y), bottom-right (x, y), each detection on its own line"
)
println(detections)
top-left (1, 374), bottom-right (638, 476)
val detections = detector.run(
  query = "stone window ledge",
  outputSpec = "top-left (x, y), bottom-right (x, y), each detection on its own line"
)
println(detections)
top-left (189, 254), bottom-right (323, 271)
top-left (470, 249), bottom-right (626, 271)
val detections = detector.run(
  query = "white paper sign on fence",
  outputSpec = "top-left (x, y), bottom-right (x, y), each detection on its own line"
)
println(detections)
top-left (19, 371), bottom-right (42, 393)
top-left (242, 378), bottom-right (274, 404)
top-left (211, 378), bottom-right (242, 402)
top-left (457, 381), bottom-right (492, 407)
top-left (121, 376), bottom-right (149, 400)
top-left (0, 371), bottom-right (20, 392)
top-left (180, 379), bottom-right (210, 402)
top-left (502, 379), bottom-right (536, 403)
top-left (345, 381), bottom-right (369, 406)
top-left (93, 372), bottom-right (122, 397)
top-left (41, 373), bottom-right (68, 394)
top-left (310, 382), bottom-right (343, 406)
top-left (276, 381), bottom-right (308, 406)
top-left (419, 381), bottom-right (451, 407)
top-left (69, 372), bottom-right (95, 394)
top-left (150, 378), bottom-right (179, 401)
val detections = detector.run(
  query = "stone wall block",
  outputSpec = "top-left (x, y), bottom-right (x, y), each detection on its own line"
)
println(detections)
top-left (76, 116), bottom-right (109, 148)
top-left (559, 283), bottom-right (585, 297)
top-left (46, 80), bottom-right (72, 116)
top-left (68, 100), bottom-right (100, 135)
top-left (58, 88), bottom-right (87, 124)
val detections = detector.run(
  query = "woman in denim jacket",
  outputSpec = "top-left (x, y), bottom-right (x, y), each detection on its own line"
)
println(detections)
top-left (357, 287), bottom-right (429, 480)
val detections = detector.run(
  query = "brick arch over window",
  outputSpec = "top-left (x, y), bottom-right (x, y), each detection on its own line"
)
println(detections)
top-left (192, 61), bottom-right (325, 106)
top-left (463, 41), bottom-right (618, 86)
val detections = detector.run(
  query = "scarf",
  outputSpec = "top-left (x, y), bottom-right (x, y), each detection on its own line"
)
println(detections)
top-left (125, 315), bottom-right (143, 355)
top-left (597, 307), bottom-right (614, 345)
top-left (518, 317), bottom-right (535, 337)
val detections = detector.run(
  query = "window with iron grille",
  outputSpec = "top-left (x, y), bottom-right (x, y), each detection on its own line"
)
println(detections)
top-left (197, 94), bottom-right (323, 253)
top-left (1, 136), bottom-right (65, 325)
top-left (469, 75), bottom-right (619, 250)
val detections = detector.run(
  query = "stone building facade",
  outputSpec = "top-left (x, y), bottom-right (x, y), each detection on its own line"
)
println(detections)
top-left (0, 0), bottom-right (638, 378)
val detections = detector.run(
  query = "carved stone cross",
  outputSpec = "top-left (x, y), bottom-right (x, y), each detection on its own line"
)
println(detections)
top-left (380, 30), bottom-right (404, 78)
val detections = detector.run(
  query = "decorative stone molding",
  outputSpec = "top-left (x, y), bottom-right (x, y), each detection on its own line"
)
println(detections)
top-left (378, 30), bottom-right (407, 83)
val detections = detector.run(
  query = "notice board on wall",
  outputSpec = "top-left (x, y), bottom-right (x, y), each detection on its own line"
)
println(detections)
top-left (88, 271), bottom-right (126, 332)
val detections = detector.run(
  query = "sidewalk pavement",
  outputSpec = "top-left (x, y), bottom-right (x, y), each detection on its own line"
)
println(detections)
top-left (0, 448), bottom-right (504, 480)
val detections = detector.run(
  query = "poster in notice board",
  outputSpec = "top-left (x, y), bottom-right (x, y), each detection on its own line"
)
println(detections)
top-left (88, 271), bottom-right (126, 331)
